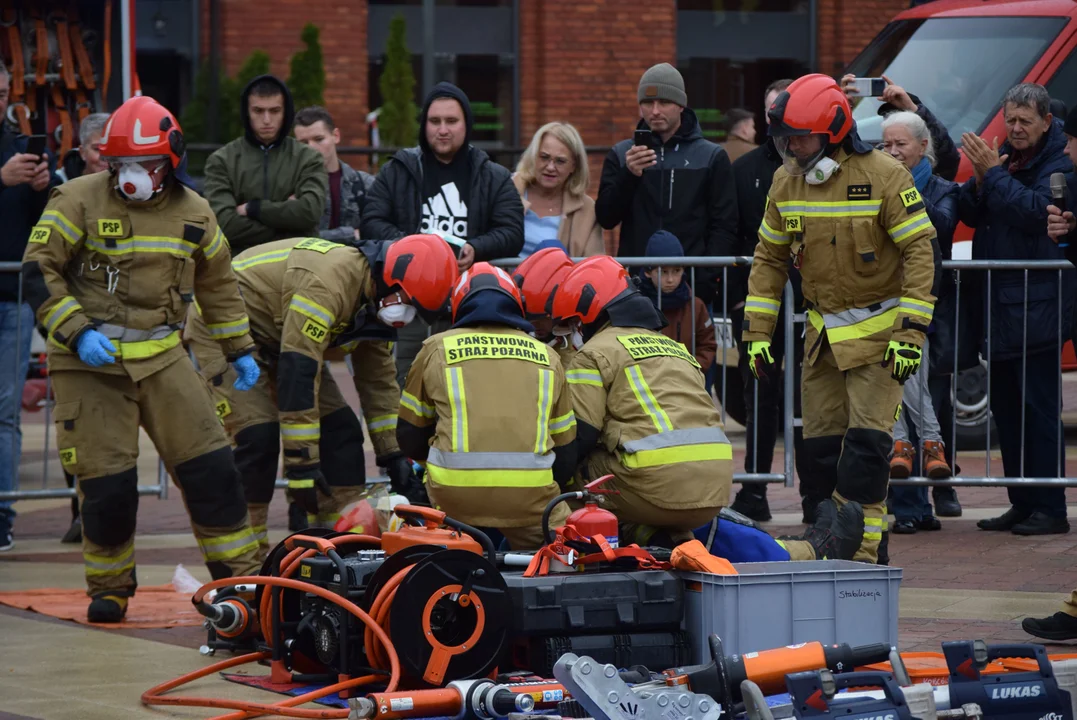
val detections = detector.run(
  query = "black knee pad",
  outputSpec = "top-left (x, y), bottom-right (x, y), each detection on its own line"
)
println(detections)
top-left (175, 446), bottom-right (248, 527)
top-left (799, 435), bottom-right (843, 500)
top-left (320, 407), bottom-right (366, 488)
top-left (234, 422), bottom-right (281, 504)
top-left (835, 428), bottom-right (891, 505)
top-left (81, 468), bottom-right (139, 547)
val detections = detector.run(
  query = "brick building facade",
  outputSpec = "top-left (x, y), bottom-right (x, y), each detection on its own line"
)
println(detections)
top-left (199, 0), bottom-right (908, 160)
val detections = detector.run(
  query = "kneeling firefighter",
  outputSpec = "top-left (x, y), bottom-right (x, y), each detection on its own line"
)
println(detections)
top-left (21, 96), bottom-right (263, 622)
top-left (512, 245), bottom-right (580, 367)
top-left (184, 234), bottom-right (457, 550)
top-left (742, 74), bottom-right (937, 563)
top-left (553, 256), bottom-right (864, 560)
top-left (396, 263), bottom-right (578, 550)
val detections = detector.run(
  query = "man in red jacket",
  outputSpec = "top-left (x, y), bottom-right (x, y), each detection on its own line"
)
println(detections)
top-left (637, 231), bottom-right (717, 371)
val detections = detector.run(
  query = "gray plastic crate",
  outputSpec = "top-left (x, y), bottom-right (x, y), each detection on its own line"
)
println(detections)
top-left (679, 560), bottom-right (901, 663)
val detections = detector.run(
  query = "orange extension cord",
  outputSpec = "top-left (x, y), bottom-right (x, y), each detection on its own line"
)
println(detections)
top-left (141, 534), bottom-right (415, 720)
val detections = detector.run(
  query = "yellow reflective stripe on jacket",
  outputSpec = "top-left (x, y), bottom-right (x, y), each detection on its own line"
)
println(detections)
top-left (40, 210), bottom-right (83, 245)
top-left (401, 391), bottom-right (435, 419)
top-left (806, 308), bottom-right (824, 332)
top-left (566, 368), bottom-right (603, 386)
top-left (826, 309), bottom-right (898, 344)
top-left (625, 365), bottom-right (672, 433)
top-left (427, 447), bottom-right (554, 487)
top-left (367, 414), bottom-right (398, 433)
top-left (549, 410), bottom-right (576, 435)
top-left (745, 295), bottom-right (780, 316)
top-left (445, 366), bottom-right (469, 452)
top-left (205, 227), bottom-right (226, 260)
top-left (888, 211), bottom-right (932, 243)
top-left (233, 248), bottom-right (291, 271)
top-left (288, 479), bottom-right (315, 489)
top-left (197, 529), bottom-right (260, 562)
top-left (100, 330), bottom-right (182, 360)
top-left (776, 200), bottom-right (882, 217)
top-left (620, 427), bottom-right (732, 469)
top-left (863, 516), bottom-right (884, 541)
top-left (289, 294), bottom-right (335, 328)
top-left (207, 316), bottom-right (251, 340)
top-left (282, 422), bottom-right (320, 442)
top-left (84, 545), bottom-right (134, 577)
top-left (758, 218), bottom-right (788, 245)
top-left (534, 368), bottom-right (554, 453)
top-left (85, 235), bottom-right (200, 258)
top-left (44, 296), bottom-right (82, 333)
top-left (899, 297), bottom-right (934, 320)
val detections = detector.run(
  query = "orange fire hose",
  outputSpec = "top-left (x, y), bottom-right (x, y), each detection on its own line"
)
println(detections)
top-left (142, 534), bottom-right (405, 720)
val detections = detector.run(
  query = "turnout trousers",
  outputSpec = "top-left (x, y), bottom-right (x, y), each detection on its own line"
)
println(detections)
top-left (800, 340), bottom-right (903, 563)
top-left (51, 358), bottom-right (260, 599)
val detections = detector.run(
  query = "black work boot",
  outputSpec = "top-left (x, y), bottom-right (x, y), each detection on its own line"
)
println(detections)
top-left (1022, 612), bottom-right (1077, 641)
top-left (782, 499), bottom-right (865, 561)
top-left (731, 486), bottom-right (772, 522)
top-left (932, 486), bottom-right (962, 517)
top-left (977, 505), bottom-right (1031, 531)
top-left (87, 595), bottom-right (128, 623)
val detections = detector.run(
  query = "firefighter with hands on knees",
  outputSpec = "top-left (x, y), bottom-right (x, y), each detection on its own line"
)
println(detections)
top-left (743, 74), bottom-right (938, 564)
top-left (512, 242), bottom-right (580, 367)
top-left (21, 96), bottom-right (263, 623)
top-left (396, 263), bottom-right (577, 551)
top-left (183, 234), bottom-right (455, 547)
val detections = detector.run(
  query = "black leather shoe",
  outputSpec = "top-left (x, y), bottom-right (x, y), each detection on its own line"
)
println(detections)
top-left (892, 519), bottom-right (917, 534)
top-left (918, 515), bottom-right (942, 531)
top-left (730, 489), bottom-right (772, 522)
top-left (1012, 512), bottom-right (1070, 536)
top-left (933, 487), bottom-right (962, 517)
top-left (977, 506), bottom-right (1031, 531)
top-left (1022, 612), bottom-right (1077, 641)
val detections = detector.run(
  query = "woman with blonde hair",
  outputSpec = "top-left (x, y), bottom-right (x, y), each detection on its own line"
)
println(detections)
top-left (513, 122), bottom-right (603, 258)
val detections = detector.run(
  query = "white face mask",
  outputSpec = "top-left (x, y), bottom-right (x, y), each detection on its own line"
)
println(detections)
top-left (552, 323), bottom-right (583, 349)
top-left (803, 156), bottom-right (840, 186)
top-left (377, 303), bottom-right (416, 328)
top-left (117, 161), bottom-right (163, 201)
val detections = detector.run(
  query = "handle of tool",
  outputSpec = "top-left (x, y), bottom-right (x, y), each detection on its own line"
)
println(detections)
top-left (829, 670), bottom-right (901, 700)
top-left (283, 534), bottom-right (336, 554)
top-left (365, 689), bottom-right (461, 719)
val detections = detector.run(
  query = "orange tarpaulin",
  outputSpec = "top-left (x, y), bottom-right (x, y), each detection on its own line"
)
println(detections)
top-left (0, 584), bottom-right (203, 629)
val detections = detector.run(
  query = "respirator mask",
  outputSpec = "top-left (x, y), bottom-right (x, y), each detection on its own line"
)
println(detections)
top-left (773, 135), bottom-right (837, 184)
top-left (113, 158), bottom-right (169, 201)
top-left (377, 292), bottom-right (417, 328)
top-left (552, 321), bottom-right (584, 350)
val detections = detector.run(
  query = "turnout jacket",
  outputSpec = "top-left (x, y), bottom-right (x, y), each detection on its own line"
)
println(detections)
top-left (396, 325), bottom-right (576, 528)
top-left (22, 173), bottom-right (254, 382)
top-left (567, 325), bottom-right (731, 510)
top-left (224, 237), bottom-right (401, 468)
top-left (742, 149), bottom-right (937, 370)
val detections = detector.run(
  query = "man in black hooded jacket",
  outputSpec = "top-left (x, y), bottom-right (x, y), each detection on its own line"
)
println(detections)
top-left (361, 82), bottom-right (524, 385)
top-left (204, 74), bottom-right (327, 255)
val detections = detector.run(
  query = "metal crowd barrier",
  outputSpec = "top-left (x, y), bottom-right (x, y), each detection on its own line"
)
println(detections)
top-left (2, 255), bottom-right (1074, 504)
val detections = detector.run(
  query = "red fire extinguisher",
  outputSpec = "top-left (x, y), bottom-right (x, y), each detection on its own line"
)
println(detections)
top-left (564, 476), bottom-right (620, 548)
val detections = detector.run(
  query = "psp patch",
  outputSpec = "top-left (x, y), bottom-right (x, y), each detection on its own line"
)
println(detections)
top-left (59, 447), bottom-right (77, 466)
top-left (215, 399), bottom-right (232, 420)
top-left (301, 318), bottom-right (329, 343)
top-left (784, 215), bottom-right (804, 233)
top-left (97, 218), bottom-right (125, 237)
top-left (28, 225), bottom-right (50, 244)
top-left (295, 238), bottom-right (338, 254)
top-left (899, 187), bottom-right (925, 214)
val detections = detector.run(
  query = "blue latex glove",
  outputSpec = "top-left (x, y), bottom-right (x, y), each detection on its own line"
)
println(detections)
top-left (76, 330), bottom-right (117, 367)
top-left (232, 353), bottom-right (260, 391)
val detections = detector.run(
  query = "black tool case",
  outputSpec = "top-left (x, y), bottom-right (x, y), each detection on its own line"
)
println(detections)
top-left (514, 631), bottom-right (694, 677)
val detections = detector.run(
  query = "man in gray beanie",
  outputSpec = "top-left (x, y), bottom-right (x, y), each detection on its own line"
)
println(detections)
top-left (595, 62), bottom-right (738, 312)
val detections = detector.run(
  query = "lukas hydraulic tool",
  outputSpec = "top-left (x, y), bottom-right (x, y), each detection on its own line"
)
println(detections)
top-left (943, 640), bottom-right (1076, 720)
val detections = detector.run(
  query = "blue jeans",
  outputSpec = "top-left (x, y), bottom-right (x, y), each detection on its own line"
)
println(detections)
top-left (0, 302), bottom-right (33, 523)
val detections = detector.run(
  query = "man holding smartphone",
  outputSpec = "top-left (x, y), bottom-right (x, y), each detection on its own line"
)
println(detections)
top-left (0, 63), bottom-right (57, 551)
top-left (595, 63), bottom-right (738, 308)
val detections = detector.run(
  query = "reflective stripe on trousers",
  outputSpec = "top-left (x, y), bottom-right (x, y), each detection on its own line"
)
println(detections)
top-left (426, 447), bottom-right (554, 487)
top-left (197, 528), bottom-right (260, 562)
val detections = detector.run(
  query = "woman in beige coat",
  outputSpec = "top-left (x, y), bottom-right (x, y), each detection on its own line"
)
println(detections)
top-left (513, 122), bottom-right (604, 258)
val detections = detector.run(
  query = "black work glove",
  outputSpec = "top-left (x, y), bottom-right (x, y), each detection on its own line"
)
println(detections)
top-left (380, 453), bottom-right (429, 505)
top-left (286, 466), bottom-right (332, 516)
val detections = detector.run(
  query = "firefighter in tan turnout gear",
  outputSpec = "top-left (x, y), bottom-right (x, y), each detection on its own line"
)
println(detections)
top-left (21, 96), bottom-right (263, 623)
top-left (185, 234), bottom-right (458, 547)
top-left (742, 74), bottom-right (938, 563)
top-left (397, 263), bottom-right (577, 551)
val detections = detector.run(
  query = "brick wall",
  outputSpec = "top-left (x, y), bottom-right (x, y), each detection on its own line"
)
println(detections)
top-left (199, 0), bottom-right (368, 151)
top-left (816, 0), bottom-right (908, 77)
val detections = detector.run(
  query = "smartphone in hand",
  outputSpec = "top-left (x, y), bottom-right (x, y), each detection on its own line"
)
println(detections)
top-left (25, 134), bottom-right (48, 159)
top-left (633, 129), bottom-right (653, 148)
top-left (850, 78), bottom-right (887, 97)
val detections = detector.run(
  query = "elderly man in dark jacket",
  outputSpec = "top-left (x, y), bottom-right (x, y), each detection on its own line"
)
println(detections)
top-left (361, 82), bottom-right (524, 385)
top-left (958, 83), bottom-right (1073, 536)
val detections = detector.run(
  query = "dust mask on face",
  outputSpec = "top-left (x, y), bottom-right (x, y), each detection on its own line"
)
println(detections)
top-left (377, 303), bottom-right (416, 328)
top-left (803, 156), bottom-right (839, 186)
top-left (552, 323), bottom-right (584, 349)
top-left (117, 161), bottom-right (164, 201)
